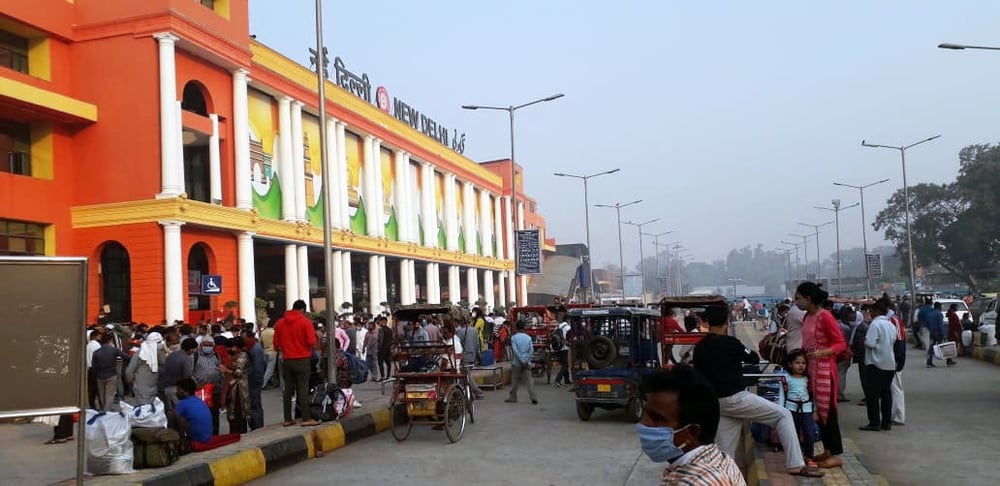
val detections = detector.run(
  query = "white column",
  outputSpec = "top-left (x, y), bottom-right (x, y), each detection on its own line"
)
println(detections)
top-left (175, 101), bottom-right (185, 196)
top-left (332, 250), bottom-right (344, 310)
top-left (326, 118), bottom-right (342, 229)
top-left (467, 267), bottom-right (479, 307)
top-left (337, 122), bottom-right (349, 229)
top-left (368, 255), bottom-right (379, 314)
top-left (284, 244), bottom-right (299, 309)
top-left (480, 191), bottom-right (492, 257)
top-left (160, 221), bottom-right (185, 323)
top-left (154, 33), bottom-right (180, 199)
top-left (483, 270), bottom-right (495, 309)
top-left (363, 136), bottom-right (376, 235)
top-left (444, 174), bottom-right (458, 251)
top-left (373, 139), bottom-right (386, 237)
top-left (498, 271), bottom-right (507, 309)
top-left (403, 156), bottom-right (416, 243)
top-left (291, 101), bottom-right (306, 222)
top-left (237, 232), bottom-right (256, 322)
top-left (508, 270), bottom-right (516, 308)
top-left (297, 245), bottom-right (309, 302)
top-left (425, 263), bottom-right (437, 304)
top-left (341, 251), bottom-right (353, 309)
top-left (393, 149), bottom-right (408, 241)
top-left (448, 265), bottom-right (461, 304)
top-left (462, 182), bottom-right (475, 254)
top-left (208, 113), bottom-right (222, 204)
top-left (422, 163), bottom-right (437, 247)
top-left (493, 196), bottom-right (503, 259)
top-left (378, 255), bottom-right (388, 304)
top-left (233, 68), bottom-right (252, 209)
top-left (400, 259), bottom-right (412, 304)
top-left (408, 260), bottom-right (418, 303)
top-left (278, 97), bottom-right (295, 221)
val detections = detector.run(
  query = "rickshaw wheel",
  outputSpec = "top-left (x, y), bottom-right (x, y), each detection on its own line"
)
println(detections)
top-left (444, 388), bottom-right (467, 443)
top-left (464, 385), bottom-right (476, 424)
top-left (390, 402), bottom-right (412, 441)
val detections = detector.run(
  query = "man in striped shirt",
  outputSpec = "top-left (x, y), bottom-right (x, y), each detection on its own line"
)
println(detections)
top-left (639, 366), bottom-right (745, 486)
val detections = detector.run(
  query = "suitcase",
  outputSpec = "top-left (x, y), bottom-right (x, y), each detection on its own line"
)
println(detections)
top-left (131, 427), bottom-right (180, 468)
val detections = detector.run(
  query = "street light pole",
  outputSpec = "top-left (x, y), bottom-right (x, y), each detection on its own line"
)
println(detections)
top-left (814, 200), bottom-right (859, 295)
top-left (834, 179), bottom-right (890, 297)
top-left (780, 240), bottom-right (803, 280)
top-left (797, 221), bottom-right (834, 282)
top-left (727, 277), bottom-right (743, 300)
top-left (462, 93), bottom-right (565, 306)
top-left (554, 168), bottom-right (621, 303)
top-left (596, 200), bottom-right (641, 302)
top-left (624, 218), bottom-right (660, 304)
top-left (789, 233), bottom-right (810, 279)
top-left (862, 135), bottom-right (940, 311)
top-left (643, 230), bottom-right (673, 298)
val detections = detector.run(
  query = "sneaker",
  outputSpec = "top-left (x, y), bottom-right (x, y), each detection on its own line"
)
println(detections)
top-left (531, 399), bottom-right (538, 405)
top-left (553, 381), bottom-right (564, 389)
top-left (947, 361), bottom-right (957, 367)
top-left (926, 363), bottom-right (936, 368)
top-left (891, 421), bottom-right (905, 426)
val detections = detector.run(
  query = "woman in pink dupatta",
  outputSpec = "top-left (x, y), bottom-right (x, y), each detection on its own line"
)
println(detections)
top-left (795, 282), bottom-right (847, 469)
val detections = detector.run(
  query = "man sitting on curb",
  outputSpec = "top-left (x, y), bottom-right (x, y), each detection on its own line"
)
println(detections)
top-left (173, 378), bottom-right (240, 452)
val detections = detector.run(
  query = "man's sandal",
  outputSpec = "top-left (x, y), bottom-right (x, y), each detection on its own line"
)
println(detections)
top-left (789, 466), bottom-right (825, 477)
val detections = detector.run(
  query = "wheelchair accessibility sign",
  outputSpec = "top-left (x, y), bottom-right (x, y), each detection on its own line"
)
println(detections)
top-left (201, 275), bottom-right (222, 295)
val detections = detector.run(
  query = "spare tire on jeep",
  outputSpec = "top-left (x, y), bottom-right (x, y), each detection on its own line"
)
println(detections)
top-left (585, 336), bottom-right (618, 369)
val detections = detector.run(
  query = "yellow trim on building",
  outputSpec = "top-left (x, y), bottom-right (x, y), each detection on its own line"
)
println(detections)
top-left (0, 76), bottom-right (97, 122)
top-left (27, 37), bottom-right (51, 81)
top-left (71, 198), bottom-right (514, 270)
top-left (31, 123), bottom-right (54, 180)
top-left (212, 0), bottom-right (232, 20)
top-left (44, 225), bottom-right (56, 256)
top-left (249, 42), bottom-right (502, 188)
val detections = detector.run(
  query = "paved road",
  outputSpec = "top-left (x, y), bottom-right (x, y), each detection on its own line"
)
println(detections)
top-left (835, 344), bottom-right (999, 485)
top-left (256, 383), bottom-right (662, 486)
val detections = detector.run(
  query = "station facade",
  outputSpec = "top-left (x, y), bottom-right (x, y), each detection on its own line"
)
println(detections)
top-left (0, 0), bottom-right (551, 324)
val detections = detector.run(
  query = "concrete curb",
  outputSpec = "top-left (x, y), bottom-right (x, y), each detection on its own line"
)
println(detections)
top-left (971, 346), bottom-right (1000, 366)
top-left (138, 407), bottom-right (390, 486)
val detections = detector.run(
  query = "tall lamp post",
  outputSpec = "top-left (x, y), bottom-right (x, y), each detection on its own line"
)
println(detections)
top-left (554, 168), bottom-right (621, 303)
top-left (814, 200), bottom-right (859, 295)
top-left (776, 247), bottom-right (794, 294)
top-left (624, 218), bottom-right (660, 304)
top-left (780, 240), bottom-right (803, 280)
top-left (833, 179), bottom-right (889, 297)
top-left (674, 246), bottom-right (691, 295)
top-left (727, 277), bottom-right (743, 300)
top-left (596, 200), bottom-right (641, 301)
top-left (462, 93), bottom-right (565, 306)
top-left (797, 221), bottom-right (834, 281)
top-left (643, 230), bottom-right (673, 297)
top-left (789, 233), bottom-right (810, 279)
top-left (862, 135), bottom-right (940, 312)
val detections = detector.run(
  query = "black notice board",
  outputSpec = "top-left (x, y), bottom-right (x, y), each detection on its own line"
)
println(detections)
top-left (0, 257), bottom-right (87, 417)
top-left (515, 229), bottom-right (542, 275)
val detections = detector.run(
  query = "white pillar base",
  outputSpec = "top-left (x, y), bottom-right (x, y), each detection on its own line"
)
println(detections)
top-left (237, 232), bottom-right (256, 324)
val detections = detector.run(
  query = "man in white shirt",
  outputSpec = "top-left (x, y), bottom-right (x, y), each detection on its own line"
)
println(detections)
top-left (784, 305), bottom-right (807, 352)
top-left (86, 329), bottom-right (102, 409)
top-left (553, 320), bottom-right (572, 388)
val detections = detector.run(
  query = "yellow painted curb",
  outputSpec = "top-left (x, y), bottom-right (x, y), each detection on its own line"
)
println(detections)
top-left (748, 458), bottom-right (768, 485)
top-left (303, 429), bottom-right (316, 459)
top-left (208, 448), bottom-right (266, 486)
top-left (371, 407), bottom-right (391, 432)
top-left (313, 422), bottom-right (346, 453)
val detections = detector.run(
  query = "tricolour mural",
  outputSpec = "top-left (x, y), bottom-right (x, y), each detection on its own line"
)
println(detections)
top-left (248, 89), bottom-right (282, 220)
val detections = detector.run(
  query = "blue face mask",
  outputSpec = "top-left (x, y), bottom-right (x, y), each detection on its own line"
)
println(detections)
top-left (636, 423), bottom-right (689, 463)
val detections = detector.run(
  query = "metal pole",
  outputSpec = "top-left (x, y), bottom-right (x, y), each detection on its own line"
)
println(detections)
top-left (834, 207), bottom-right (841, 295)
top-left (901, 148), bottom-right (917, 312)
top-left (860, 187), bottom-right (870, 297)
top-left (636, 225), bottom-right (646, 303)
top-left (508, 108), bottom-right (518, 305)
top-left (583, 177), bottom-right (594, 303)
top-left (616, 207), bottom-right (625, 301)
top-left (653, 235), bottom-right (660, 297)
top-left (814, 230), bottom-right (821, 281)
top-left (314, 0), bottom-right (337, 381)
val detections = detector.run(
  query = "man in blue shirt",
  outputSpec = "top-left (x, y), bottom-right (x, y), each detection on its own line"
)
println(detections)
top-left (915, 300), bottom-right (934, 351)
top-left (174, 378), bottom-right (213, 443)
top-left (925, 302), bottom-right (953, 367)
top-left (504, 320), bottom-right (538, 405)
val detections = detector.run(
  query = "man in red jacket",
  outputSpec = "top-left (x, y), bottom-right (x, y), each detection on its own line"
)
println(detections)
top-left (274, 300), bottom-right (320, 427)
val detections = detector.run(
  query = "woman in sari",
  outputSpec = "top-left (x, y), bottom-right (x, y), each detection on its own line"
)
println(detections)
top-left (795, 282), bottom-right (847, 469)
top-left (219, 337), bottom-right (250, 434)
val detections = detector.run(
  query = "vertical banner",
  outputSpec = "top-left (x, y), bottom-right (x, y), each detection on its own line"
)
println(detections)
top-left (381, 148), bottom-right (398, 240)
top-left (455, 179), bottom-right (465, 251)
top-left (473, 188), bottom-right (482, 255)
top-left (410, 162), bottom-right (422, 245)
top-left (515, 229), bottom-right (542, 275)
top-left (866, 253), bottom-right (883, 279)
top-left (248, 89), bottom-right (281, 220)
top-left (435, 172), bottom-right (446, 248)
top-left (302, 113), bottom-right (324, 227)
top-left (345, 131), bottom-right (366, 234)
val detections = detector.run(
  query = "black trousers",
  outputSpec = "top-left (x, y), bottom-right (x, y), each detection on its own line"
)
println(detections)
top-left (53, 414), bottom-right (74, 441)
top-left (379, 348), bottom-right (392, 380)
top-left (554, 350), bottom-right (570, 384)
top-left (283, 358), bottom-right (312, 422)
top-left (819, 405), bottom-right (843, 456)
top-left (856, 362), bottom-right (869, 399)
top-left (863, 365), bottom-right (894, 428)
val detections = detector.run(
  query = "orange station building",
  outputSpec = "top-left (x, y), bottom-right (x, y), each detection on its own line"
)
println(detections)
top-left (0, 0), bottom-right (551, 324)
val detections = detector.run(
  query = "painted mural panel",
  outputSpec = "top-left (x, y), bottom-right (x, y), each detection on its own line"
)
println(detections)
top-left (435, 172), bottom-right (446, 248)
top-left (411, 162), bottom-right (423, 246)
top-left (345, 131), bottom-right (366, 235)
top-left (473, 188), bottom-right (482, 255)
top-left (302, 113), bottom-right (324, 227)
top-left (455, 179), bottom-right (465, 251)
top-left (248, 89), bottom-right (282, 220)
top-left (381, 148), bottom-right (398, 240)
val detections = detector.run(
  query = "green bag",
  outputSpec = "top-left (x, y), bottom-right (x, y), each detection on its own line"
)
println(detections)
top-left (131, 427), bottom-right (180, 469)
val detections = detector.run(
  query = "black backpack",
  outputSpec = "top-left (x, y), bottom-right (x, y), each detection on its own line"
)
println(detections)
top-left (548, 327), bottom-right (565, 351)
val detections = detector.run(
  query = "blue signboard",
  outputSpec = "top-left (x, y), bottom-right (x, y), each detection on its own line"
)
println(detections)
top-left (201, 275), bottom-right (222, 295)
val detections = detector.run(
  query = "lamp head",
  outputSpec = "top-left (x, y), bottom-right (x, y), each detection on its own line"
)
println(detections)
top-left (938, 43), bottom-right (966, 50)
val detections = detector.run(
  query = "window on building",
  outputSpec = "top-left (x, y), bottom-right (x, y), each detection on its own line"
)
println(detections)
top-left (182, 81), bottom-right (209, 116)
top-left (199, 0), bottom-right (216, 9)
top-left (183, 145), bottom-right (210, 202)
top-left (0, 30), bottom-right (29, 74)
top-left (0, 119), bottom-right (31, 176)
top-left (100, 242), bottom-right (133, 322)
top-left (188, 244), bottom-right (211, 311)
top-left (0, 219), bottom-right (45, 256)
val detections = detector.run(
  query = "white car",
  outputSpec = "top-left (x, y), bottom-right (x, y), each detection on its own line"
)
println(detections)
top-left (979, 298), bottom-right (999, 327)
top-left (912, 299), bottom-right (971, 324)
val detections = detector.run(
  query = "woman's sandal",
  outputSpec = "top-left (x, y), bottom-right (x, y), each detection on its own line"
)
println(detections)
top-left (789, 466), bottom-right (825, 477)
top-left (44, 438), bottom-right (68, 445)
top-left (819, 457), bottom-right (844, 468)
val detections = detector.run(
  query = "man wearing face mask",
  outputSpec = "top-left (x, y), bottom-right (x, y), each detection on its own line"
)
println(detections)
top-left (637, 366), bottom-right (744, 485)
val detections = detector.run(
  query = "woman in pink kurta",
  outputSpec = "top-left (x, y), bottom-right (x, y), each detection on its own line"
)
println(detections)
top-left (795, 282), bottom-right (848, 469)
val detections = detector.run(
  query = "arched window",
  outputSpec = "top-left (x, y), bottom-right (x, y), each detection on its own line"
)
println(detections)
top-left (100, 242), bottom-right (132, 322)
top-left (188, 243), bottom-right (211, 311)
top-left (181, 81), bottom-right (209, 116)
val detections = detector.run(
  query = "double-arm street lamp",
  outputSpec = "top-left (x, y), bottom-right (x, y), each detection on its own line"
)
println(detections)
top-left (788, 233), bottom-right (810, 278)
top-left (624, 218), bottom-right (660, 304)
top-left (554, 168), bottom-right (621, 303)
top-left (780, 240), bottom-right (804, 280)
top-left (462, 93), bottom-right (565, 306)
top-left (862, 135), bottom-right (940, 312)
top-left (643, 230), bottom-right (673, 297)
top-left (797, 221), bottom-right (834, 282)
top-left (596, 200), bottom-right (641, 301)
top-left (814, 200), bottom-right (859, 295)
top-left (833, 179), bottom-right (890, 297)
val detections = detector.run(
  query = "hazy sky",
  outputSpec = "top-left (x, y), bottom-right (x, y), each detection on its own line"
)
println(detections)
top-left (249, 0), bottom-right (1000, 268)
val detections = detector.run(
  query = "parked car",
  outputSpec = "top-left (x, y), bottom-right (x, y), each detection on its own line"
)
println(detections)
top-left (978, 298), bottom-right (999, 327)
top-left (969, 297), bottom-right (993, 324)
